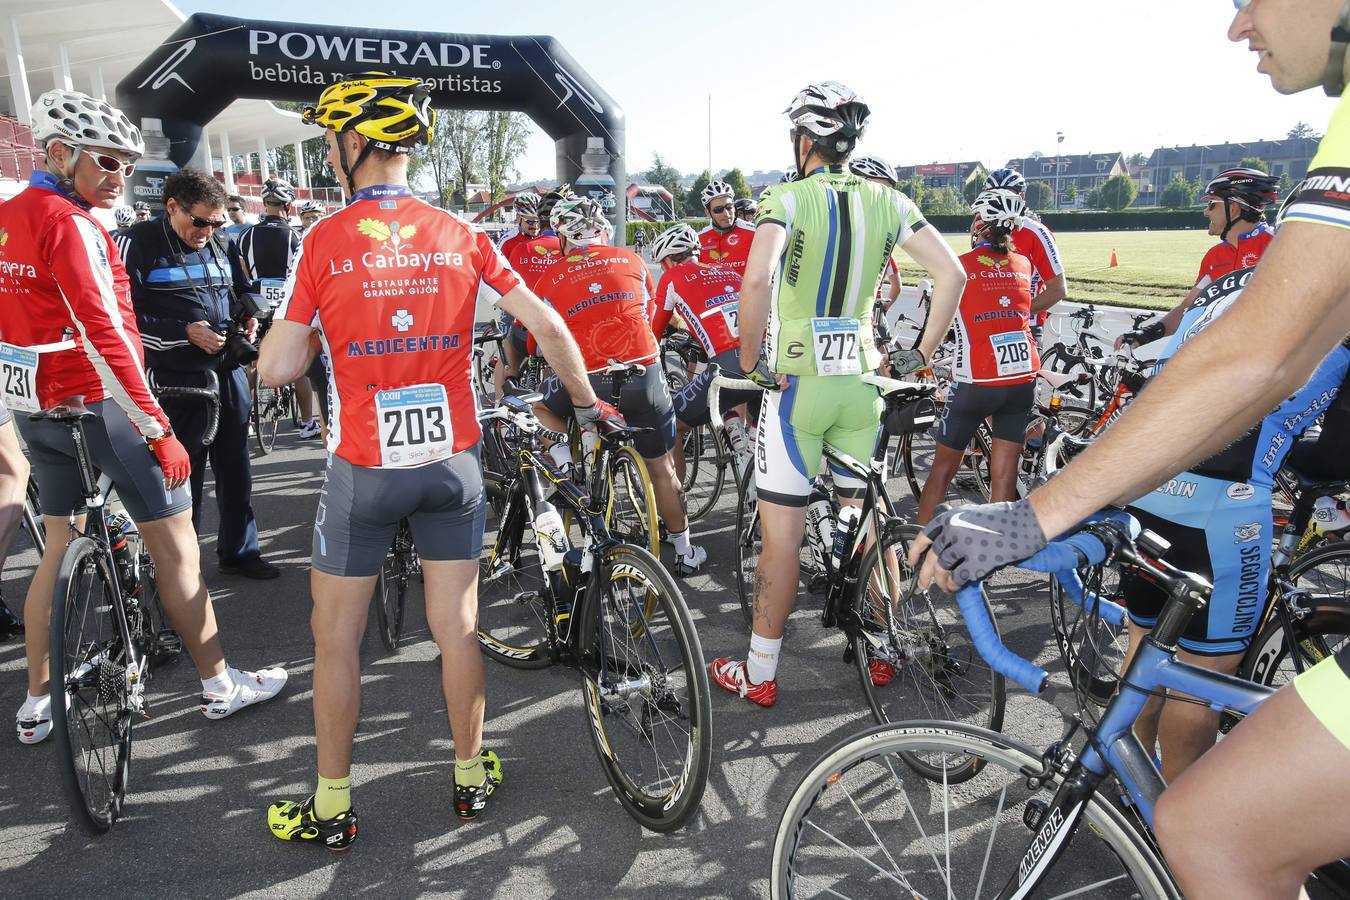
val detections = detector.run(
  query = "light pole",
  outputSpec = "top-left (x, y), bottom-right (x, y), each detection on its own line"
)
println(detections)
top-left (1056, 131), bottom-right (1065, 210)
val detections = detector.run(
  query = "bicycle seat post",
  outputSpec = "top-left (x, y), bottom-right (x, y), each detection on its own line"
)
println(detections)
top-left (67, 418), bottom-right (103, 508)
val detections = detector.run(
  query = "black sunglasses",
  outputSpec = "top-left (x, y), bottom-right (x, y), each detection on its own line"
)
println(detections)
top-left (175, 207), bottom-right (226, 229)
top-left (709, 203), bottom-right (734, 215)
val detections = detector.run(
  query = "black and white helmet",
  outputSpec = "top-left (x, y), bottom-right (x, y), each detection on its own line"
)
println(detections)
top-left (982, 168), bottom-right (1026, 194)
top-left (297, 199), bottom-right (324, 216)
top-left (513, 191), bottom-right (541, 215)
top-left (550, 196), bottom-right (611, 246)
top-left (780, 170), bottom-right (799, 184)
top-left (133, 201), bottom-right (150, 212)
top-left (785, 81), bottom-right (870, 152)
top-left (31, 89), bottom-right (143, 158)
top-left (701, 180), bottom-right (734, 208)
top-left (650, 223), bottom-right (701, 263)
top-left (848, 155), bottom-right (898, 186)
top-left (261, 178), bottom-right (295, 206)
top-left (971, 189), bottom-right (1027, 231)
top-left (113, 205), bottom-right (135, 227)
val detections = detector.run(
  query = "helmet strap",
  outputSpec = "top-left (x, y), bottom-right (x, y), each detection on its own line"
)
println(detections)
top-left (1324, 0), bottom-right (1350, 97)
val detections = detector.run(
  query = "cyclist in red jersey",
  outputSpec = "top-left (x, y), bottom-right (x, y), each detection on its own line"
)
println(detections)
top-left (649, 224), bottom-right (761, 480)
top-left (259, 74), bottom-right (611, 848)
top-left (496, 189), bottom-right (569, 395)
top-left (535, 199), bottom-right (709, 574)
top-left (697, 180), bottom-right (756, 275)
top-left (1118, 168), bottom-right (1280, 352)
top-left (916, 191), bottom-right (1057, 524)
top-left (981, 168), bottom-right (1067, 344)
top-left (1, 90), bottom-right (286, 746)
top-left (496, 191), bottom-right (541, 261)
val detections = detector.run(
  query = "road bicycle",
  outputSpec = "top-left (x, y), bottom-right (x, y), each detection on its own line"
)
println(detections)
top-left (475, 392), bottom-right (711, 832)
top-left (372, 518), bottom-right (420, 652)
top-left (251, 379), bottom-right (297, 455)
top-left (1039, 305), bottom-right (1154, 408)
top-left (46, 378), bottom-right (218, 833)
top-left (770, 513), bottom-right (1350, 899)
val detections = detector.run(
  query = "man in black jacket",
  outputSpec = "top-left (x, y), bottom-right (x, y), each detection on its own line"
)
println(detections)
top-left (122, 168), bottom-right (279, 579)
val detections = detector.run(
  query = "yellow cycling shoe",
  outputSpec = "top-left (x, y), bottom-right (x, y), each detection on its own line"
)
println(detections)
top-left (267, 795), bottom-right (358, 851)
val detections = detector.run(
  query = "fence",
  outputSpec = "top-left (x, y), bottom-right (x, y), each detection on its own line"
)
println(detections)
top-left (0, 116), bottom-right (42, 184)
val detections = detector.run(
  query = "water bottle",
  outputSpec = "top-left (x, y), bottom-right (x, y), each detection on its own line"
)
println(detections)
top-left (107, 512), bottom-right (141, 597)
top-left (725, 414), bottom-right (748, 459)
top-left (805, 486), bottom-right (834, 568)
top-left (575, 137), bottom-right (618, 236)
top-left (125, 118), bottom-right (178, 213)
top-left (831, 506), bottom-right (862, 573)
top-left (1313, 496), bottom-right (1350, 534)
top-left (532, 500), bottom-right (567, 571)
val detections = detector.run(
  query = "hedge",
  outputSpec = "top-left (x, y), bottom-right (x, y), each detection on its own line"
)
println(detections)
top-left (924, 209), bottom-right (1206, 232)
top-left (626, 219), bottom-right (710, 244)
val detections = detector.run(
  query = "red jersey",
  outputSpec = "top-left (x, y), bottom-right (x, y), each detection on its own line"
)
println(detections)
top-left (650, 260), bottom-right (742, 358)
top-left (506, 233), bottom-right (563, 293)
top-left (535, 245), bottom-right (658, 373)
top-left (0, 173), bottom-right (170, 438)
top-left (1010, 216), bottom-right (1063, 326)
top-left (697, 222), bottom-right (756, 275)
top-left (277, 186), bottom-right (521, 468)
top-left (1194, 223), bottom-right (1274, 288)
top-left (952, 246), bottom-right (1039, 385)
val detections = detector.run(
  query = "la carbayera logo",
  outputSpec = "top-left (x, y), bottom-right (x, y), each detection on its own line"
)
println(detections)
top-left (327, 218), bottom-right (463, 274)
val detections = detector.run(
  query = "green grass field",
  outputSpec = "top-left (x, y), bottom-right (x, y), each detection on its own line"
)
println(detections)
top-left (894, 228), bottom-right (1217, 310)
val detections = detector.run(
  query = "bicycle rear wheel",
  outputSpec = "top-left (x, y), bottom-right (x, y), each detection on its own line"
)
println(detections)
top-left (851, 523), bottom-right (1005, 782)
top-left (606, 445), bottom-right (660, 558)
top-left (374, 521), bottom-right (414, 652)
top-left (1051, 561), bottom-right (1128, 719)
top-left (680, 422), bottom-right (726, 523)
top-left (477, 473), bottom-right (555, 669)
top-left (1039, 343), bottom-right (1099, 409)
top-left (580, 543), bottom-right (711, 832)
top-left (23, 476), bottom-right (44, 554)
top-left (50, 537), bottom-right (133, 834)
top-left (1241, 542), bottom-right (1350, 692)
top-left (770, 722), bottom-right (1177, 900)
top-left (734, 463), bottom-right (760, 624)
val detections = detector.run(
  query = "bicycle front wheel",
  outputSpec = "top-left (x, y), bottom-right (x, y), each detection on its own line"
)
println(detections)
top-left (580, 543), bottom-right (711, 832)
top-left (606, 445), bottom-right (660, 558)
top-left (680, 422), bottom-right (726, 523)
top-left (374, 521), bottom-right (414, 652)
top-left (770, 721), bottom-right (1178, 900)
top-left (851, 523), bottom-right (1005, 782)
top-left (50, 537), bottom-right (133, 834)
top-left (735, 463), bottom-right (761, 624)
top-left (23, 476), bottom-right (44, 554)
top-left (1051, 561), bottom-right (1128, 719)
top-left (477, 474), bottom-right (555, 669)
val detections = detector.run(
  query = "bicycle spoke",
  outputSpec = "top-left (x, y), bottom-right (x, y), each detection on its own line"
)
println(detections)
top-left (974, 782), bottom-right (1009, 900)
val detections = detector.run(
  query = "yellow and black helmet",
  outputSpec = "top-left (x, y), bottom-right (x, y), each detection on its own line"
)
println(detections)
top-left (302, 72), bottom-right (434, 147)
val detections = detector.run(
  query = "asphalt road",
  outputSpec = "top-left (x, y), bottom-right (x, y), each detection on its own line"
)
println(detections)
top-left (0, 422), bottom-right (1089, 899)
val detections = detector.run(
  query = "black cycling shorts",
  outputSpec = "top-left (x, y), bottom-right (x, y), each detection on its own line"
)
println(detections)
top-left (936, 381), bottom-right (1035, 451)
top-left (541, 364), bottom-right (676, 460)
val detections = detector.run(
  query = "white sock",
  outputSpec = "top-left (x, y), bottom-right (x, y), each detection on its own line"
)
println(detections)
top-left (746, 633), bottom-right (782, 685)
top-left (548, 443), bottom-right (572, 469)
top-left (19, 692), bottom-right (49, 717)
top-left (670, 528), bottom-right (692, 556)
top-left (201, 670), bottom-right (235, 697)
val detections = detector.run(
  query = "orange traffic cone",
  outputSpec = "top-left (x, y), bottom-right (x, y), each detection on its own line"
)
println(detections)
top-left (1109, 249), bottom-right (1119, 267)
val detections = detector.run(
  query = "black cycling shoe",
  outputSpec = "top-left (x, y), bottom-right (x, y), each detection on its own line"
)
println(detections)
top-left (267, 795), bottom-right (358, 851)
top-left (0, 596), bottom-right (23, 641)
top-left (454, 750), bottom-right (504, 821)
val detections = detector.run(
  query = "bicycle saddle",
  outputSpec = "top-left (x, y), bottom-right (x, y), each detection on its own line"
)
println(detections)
top-left (1284, 464), bottom-right (1348, 500)
top-left (30, 395), bottom-right (95, 423)
top-left (501, 380), bottom-right (541, 401)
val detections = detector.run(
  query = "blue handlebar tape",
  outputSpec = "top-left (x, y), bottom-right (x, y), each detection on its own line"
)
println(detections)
top-left (955, 584), bottom-right (1049, 694)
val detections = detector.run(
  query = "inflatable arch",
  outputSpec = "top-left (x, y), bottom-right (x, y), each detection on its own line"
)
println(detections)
top-left (116, 14), bottom-right (626, 227)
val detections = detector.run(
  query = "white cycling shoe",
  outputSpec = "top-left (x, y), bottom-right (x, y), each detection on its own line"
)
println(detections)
top-left (201, 667), bottom-right (288, 720)
top-left (16, 693), bottom-right (64, 745)
top-left (673, 545), bottom-right (708, 576)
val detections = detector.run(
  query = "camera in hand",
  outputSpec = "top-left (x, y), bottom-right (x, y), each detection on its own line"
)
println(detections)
top-left (222, 293), bottom-right (264, 366)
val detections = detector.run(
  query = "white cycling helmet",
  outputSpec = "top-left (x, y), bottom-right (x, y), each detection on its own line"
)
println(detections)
top-left (700, 180), bottom-right (735, 208)
top-left (261, 178), bottom-right (295, 206)
top-left (971, 189), bottom-right (1027, 231)
top-left (550, 196), bottom-right (611, 246)
top-left (982, 168), bottom-right (1027, 194)
top-left (297, 199), bottom-right (324, 216)
top-left (780, 170), bottom-right (798, 184)
top-left (785, 81), bottom-right (870, 151)
top-left (848, 155), bottom-right (898, 186)
top-left (513, 191), bottom-right (542, 215)
top-left (650, 223), bottom-right (701, 263)
top-left (113, 205), bottom-right (136, 227)
top-left (31, 89), bottom-right (143, 158)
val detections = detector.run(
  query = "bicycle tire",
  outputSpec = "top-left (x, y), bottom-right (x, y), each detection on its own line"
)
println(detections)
top-left (374, 521), bottom-right (413, 652)
top-left (770, 721), bottom-right (1179, 900)
top-left (1050, 561), bottom-right (1129, 720)
top-left (477, 473), bottom-right (555, 670)
top-left (606, 445), bottom-right (660, 559)
top-left (579, 542), bottom-right (711, 832)
top-left (851, 523), bottom-right (1006, 782)
top-left (23, 476), bottom-right (44, 555)
top-left (50, 536), bottom-right (133, 834)
top-left (681, 421), bottom-right (726, 523)
top-left (734, 463), bottom-right (760, 625)
top-left (1039, 343), bottom-right (1099, 410)
top-left (251, 384), bottom-right (272, 455)
top-left (967, 423), bottom-right (993, 501)
top-left (1239, 542), bottom-right (1350, 691)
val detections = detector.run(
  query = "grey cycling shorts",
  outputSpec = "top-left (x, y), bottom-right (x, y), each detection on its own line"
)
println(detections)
top-left (312, 445), bottom-right (486, 577)
top-left (17, 398), bottom-right (191, 522)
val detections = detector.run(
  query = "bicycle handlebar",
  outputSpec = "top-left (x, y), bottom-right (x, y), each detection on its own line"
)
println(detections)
top-left (708, 367), bottom-right (761, 431)
top-left (953, 512), bottom-right (1137, 694)
top-left (148, 369), bottom-right (221, 447)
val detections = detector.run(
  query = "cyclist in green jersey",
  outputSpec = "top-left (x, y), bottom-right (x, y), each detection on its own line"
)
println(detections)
top-left (909, 5), bottom-right (1350, 895)
top-left (709, 81), bottom-right (965, 707)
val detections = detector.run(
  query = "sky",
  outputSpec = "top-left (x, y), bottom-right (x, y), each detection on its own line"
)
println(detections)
top-left (180, 0), bottom-right (1340, 183)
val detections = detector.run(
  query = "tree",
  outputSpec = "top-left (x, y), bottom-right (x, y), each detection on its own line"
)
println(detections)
top-left (962, 177), bottom-right (984, 205)
top-left (1278, 172), bottom-right (1294, 198)
top-left (481, 111), bottom-right (531, 203)
top-left (685, 170), bottom-right (711, 215)
top-left (1098, 174), bottom-right (1138, 210)
top-left (1237, 156), bottom-right (1269, 173)
top-left (1082, 186), bottom-right (1103, 209)
top-left (919, 186), bottom-right (964, 216)
top-left (1127, 152), bottom-right (1149, 169)
top-left (724, 168), bottom-right (751, 199)
top-left (642, 154), bottom-right (685, 217)
top-left (1160, 174), bottom-right (1197, 208)
top-left (405, 109), bottom-right (482, 207)
top-left (1024, 180), bottom-right (1052, 210)
top-left (1288, 121), bottom-right (1321, 141)
top-left (1063, 183), bottom-right (1078, 205)
top-left (898, 176), bottom-right (923, 209)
